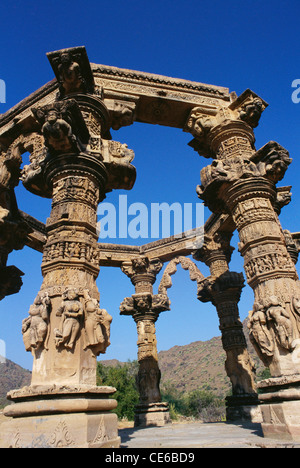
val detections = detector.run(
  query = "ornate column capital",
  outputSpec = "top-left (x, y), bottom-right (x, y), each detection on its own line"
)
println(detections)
top-left (120, 293), bottom-right (170, 323)
top-left (197, 271), bottom-right (245, 306)
top-left (120, 255), bottom-right (169, 321)
top-left (184, 89), bottom-right (267, 159)
top-left (196, 142), bottom-right (291, 215)
top-left (121, 256), bottom-right (163, 292)
top-left (194, 232), bottom-right (234, 276)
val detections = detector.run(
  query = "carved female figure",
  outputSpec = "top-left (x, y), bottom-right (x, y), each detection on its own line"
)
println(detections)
top-left (83, 290), bottom-right (112, 352)
top-left (248, 303), bottom-right (274, 364)
top-left (54, 288), bottom-right (83, 350)
top-left (22, 292), bottom-right (51, 351)
top-left (267, 296), bottom-right (294, 350)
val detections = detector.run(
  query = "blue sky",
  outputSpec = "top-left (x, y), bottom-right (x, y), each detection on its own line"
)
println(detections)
top-left (1, 0), bottom-right (300, 370)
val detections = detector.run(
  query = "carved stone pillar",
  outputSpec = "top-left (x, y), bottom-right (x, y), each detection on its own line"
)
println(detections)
top-left (195, 234), bottom-right (260, 421)
top-left (187, 91), bottom-right (300, 440)
top-left (0, 47), bottom-right (139, 448)
top-left (120, 256), bottom-right (171, 427)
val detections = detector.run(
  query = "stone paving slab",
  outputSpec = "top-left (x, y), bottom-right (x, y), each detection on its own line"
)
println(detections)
top-left (119, 422), bottom-right (300, 448)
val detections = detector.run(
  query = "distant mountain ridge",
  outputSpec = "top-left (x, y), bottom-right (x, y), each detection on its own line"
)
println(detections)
top-left (0, 359), bottom-right (31, 406)
top-left (158, 321), bottom-right (264, 396)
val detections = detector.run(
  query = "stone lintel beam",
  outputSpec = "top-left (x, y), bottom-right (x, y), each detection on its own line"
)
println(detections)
top-left (0, 47), bottom-right (231, 147)
top-left (19, 211), bottom-right (47, 253)
top-left (21, 212), bottom-right (236, 264)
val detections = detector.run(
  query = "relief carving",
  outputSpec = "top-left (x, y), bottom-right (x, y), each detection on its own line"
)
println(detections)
top-left (252, 141), bottom-right (292, 184)
top-left (248, 296), bottom-right (296, 368)
top-left (47, 46), bottom-right (95, 97)
top-left (267, 296), bottom-right (294, 350)
top-left (57, 52), bottom-right (86, 96)
top-left (244, 250), bottom-right (296, 283)
top-left (248, 303), bottom-right (274, 364)
top-left (32, 100), bottom-right (89, 157)
top-left (49, 420), bottom-right (75, 448)
top-left (22, 292), bottom-right (51, 352)
top-left (54, 288), bottom-right (84, 350)
top-left (110, 101), bottom-right (136, 130)
top-left (83, 290), bottom-right (112, 353)
top-left (239, 97), bottom-right (265, 128)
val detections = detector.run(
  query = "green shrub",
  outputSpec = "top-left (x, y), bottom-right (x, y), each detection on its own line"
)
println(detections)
top-left (97, 361), bottom-right (139, 421)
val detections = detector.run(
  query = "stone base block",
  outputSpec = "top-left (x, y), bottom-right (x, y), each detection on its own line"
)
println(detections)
top-left (0, 411), bottom-right (120, 448)
top-left (258, 375), bottom-right (300, 442)
top-left (226, 394), bottom-right (262, 423)
top-left (134, 402), bottom-right (171, 427)
top-left (0, 384), bottom-right (120, 448)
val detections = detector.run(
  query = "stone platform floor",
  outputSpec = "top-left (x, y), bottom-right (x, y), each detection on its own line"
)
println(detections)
top-left (119, 421), bottom-right (300, 448)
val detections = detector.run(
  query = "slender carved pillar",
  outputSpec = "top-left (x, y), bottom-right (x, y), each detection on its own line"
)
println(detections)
top-left (186, 91), bottom-right (300, 440)
top-left (195, 233), bottom-right (259, 421)
top-left (120, 256), bottom-right (171, 427)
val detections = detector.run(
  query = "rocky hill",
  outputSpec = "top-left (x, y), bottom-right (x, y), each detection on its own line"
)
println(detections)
top-left (0, 359), bottom-right (31, 407)
top-left (158, 321), bottom-right (264, 397)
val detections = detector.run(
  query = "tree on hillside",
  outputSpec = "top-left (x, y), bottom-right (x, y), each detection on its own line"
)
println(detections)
top-left (97, 361), bottom-right (139, 420)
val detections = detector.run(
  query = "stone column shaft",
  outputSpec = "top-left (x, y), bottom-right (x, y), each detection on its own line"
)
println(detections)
top-left (25, 153), bottom-right (108, 386)
top-left (224, 178), bottom-right (299, 377)
top-left (196, 235), bottom-right (257, 399)
top-left (187, 91), bottom-right (300, 438)
top-left (121, 256), bottom-right (171, 426)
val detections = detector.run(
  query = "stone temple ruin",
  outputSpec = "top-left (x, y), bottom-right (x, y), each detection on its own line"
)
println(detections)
top-left (1, 46), bottom-right (300, 447)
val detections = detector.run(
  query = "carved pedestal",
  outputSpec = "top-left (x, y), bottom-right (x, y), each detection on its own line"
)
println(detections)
top-left (258, 376), bottom-right (300, 441)
top-left (134, 403), bottom-right (171, 427)
top-left (1, 386), bottom-right (120, 448)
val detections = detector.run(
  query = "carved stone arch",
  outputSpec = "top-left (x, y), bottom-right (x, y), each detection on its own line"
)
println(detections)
top-left (158, 256), bottom-right (205, 296)
top-left (0, 132), bottom-right (46, 192)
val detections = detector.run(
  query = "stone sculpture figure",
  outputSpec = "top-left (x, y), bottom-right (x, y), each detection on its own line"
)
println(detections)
top-left (292, 296), bottom-right (300, 325)
top-left (54, 288), bottom-right (83, 350)
top-left (267, 296), bottom-right (294, 350)
top-left (32, 100), bottom-right (90, 159)
top-left (22, 292), bottom-right (51, 352)
top-left (40, 108), bottom-right (77, 154)
top-left (239, 97), bottom-right (264, 128)
top-left (83, 289), bottom-right (112, 353)
top-left (248, 303), bottom-right (274, 363)
top-left (58, 51), bottom-right (85, 96)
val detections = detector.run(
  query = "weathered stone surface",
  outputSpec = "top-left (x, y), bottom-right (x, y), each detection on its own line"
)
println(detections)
top-left (1, 45), bottom-right (300, 444)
